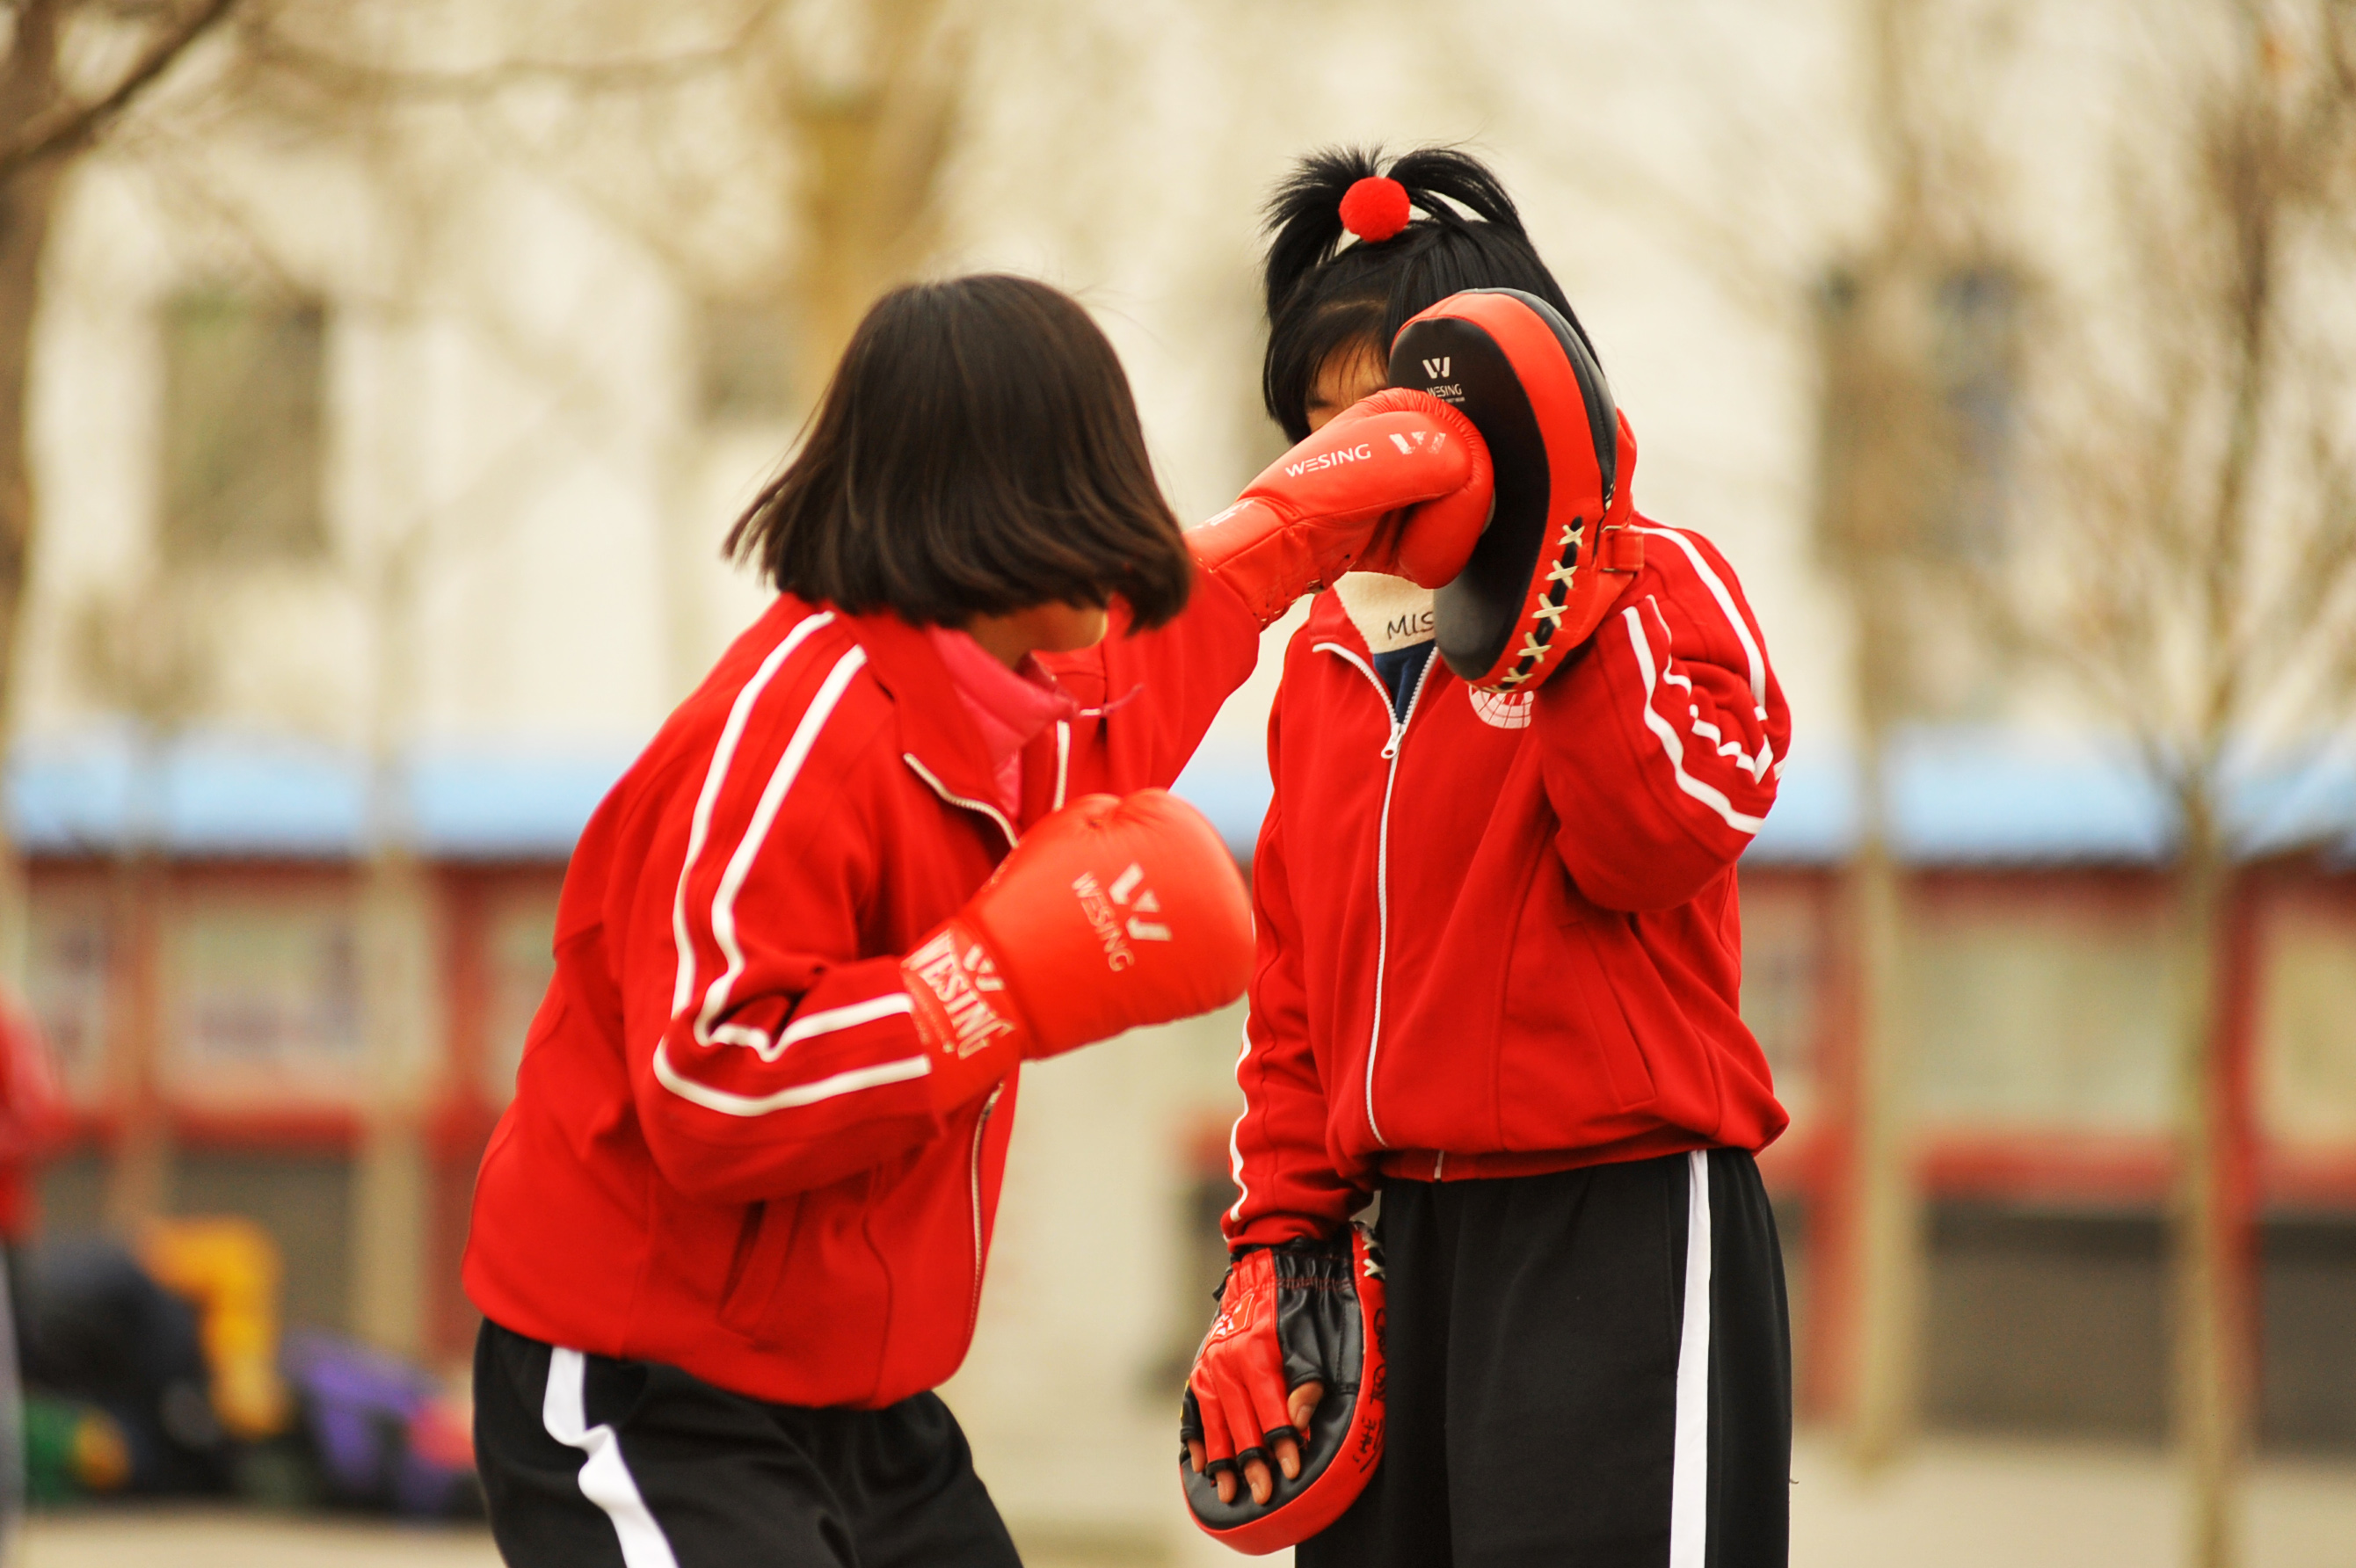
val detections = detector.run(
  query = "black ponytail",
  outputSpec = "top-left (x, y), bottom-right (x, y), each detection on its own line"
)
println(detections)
top-left (1260, 145), bottom-right (1593, 442)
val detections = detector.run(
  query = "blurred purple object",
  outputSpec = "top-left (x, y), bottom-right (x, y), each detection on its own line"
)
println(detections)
top-left (282, 1330), bottom-right (474, 1516)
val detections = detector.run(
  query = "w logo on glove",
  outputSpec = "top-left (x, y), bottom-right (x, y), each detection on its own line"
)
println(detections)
top-left (1109, 863), bottom-right (1171, 941)
top-left (1072, 862), bottom-right (1172, 970)
top-left (905, 790), bottom-right (1250, 1084)
top-left (905, 929), bottom-right (1017, 1059)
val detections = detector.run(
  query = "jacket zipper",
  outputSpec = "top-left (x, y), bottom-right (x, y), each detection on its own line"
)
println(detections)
top-left (902, 752), bottom-right (1019, 848)
top-left (900, 752), bottom-right (1013, 1338)
top-left (965, 1082), bottom-right (1005, 1339)
top-left (1311, 641), bottom-right (1439, 1148)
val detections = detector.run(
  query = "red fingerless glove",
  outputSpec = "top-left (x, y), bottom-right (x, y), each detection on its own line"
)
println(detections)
top-left (1183, 1248), bottom-right (1299, 1479)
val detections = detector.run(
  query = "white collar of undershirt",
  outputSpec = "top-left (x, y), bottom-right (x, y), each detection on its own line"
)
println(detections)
top-left (1334, 572), bottom-right (1436, 656)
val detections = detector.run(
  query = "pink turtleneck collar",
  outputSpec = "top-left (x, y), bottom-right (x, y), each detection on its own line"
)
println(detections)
top-left (925, 626), bottom-right (1080, 817)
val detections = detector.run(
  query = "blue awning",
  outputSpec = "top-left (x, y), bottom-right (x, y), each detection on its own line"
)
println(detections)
top-left (8, 730), bottom-right (633, 861)
top-left (10, 724), bottom-right (2351, 867)
top-left (1174, 726), bottom-right (2356, 868)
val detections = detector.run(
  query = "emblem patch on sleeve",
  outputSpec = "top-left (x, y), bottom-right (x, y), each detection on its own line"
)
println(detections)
top-left (1467, 686), bottom-right (1536, 730)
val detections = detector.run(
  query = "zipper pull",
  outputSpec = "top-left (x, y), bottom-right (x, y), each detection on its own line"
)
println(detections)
top-left (1380, 731), bottom-right (1401, 760)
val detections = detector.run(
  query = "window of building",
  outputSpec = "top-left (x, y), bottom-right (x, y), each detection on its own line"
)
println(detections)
top-left (696, 299), bottom-right (796, 424)
top-left (1814, 261), bottom-right (2020, 568)
top-left (2259, 898), bottom-right (2356, 1151)
top-left (159, 290), bottom-right (329, 567)
top-left (1737, 872), bottom-right (1828, 1120)
top-left (164, 889), bottom-right (363, 1106)
top-left (1908, 890), bottom-right (2172, 1134)
top-left (481, 890), bottom-right (559, 1106)
top-left (1814, 260), bottom-right (2022, 717)
top-left (1928, 267), bottom-right (2020, 563)
top-left (27, 884), bottom-right (112, 1109)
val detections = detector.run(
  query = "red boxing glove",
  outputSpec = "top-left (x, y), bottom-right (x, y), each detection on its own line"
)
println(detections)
top-left (902, 789), bottom-right (1253, 1111)
top-left (1191, 388), bottom-right (1493, 627)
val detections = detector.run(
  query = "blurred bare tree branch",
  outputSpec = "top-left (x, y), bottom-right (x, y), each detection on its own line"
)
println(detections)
top-left (0, 13), bottom-right (243, 1210)
top-left (234, 7), bottom-right (774, 101)
top-left (62, 0), bottom-right (974, 1350)
top-left (1654, 18), bottom-right (2353, 1556)
top-left (2018, 3), bottom-right (2356, 780)
top-left (0, 0), bottom-right (236, 182)
top-left (1807, 0), bottom-right (2032, 1475)
top-left (1989, 8), bottom-right (2356, 1564)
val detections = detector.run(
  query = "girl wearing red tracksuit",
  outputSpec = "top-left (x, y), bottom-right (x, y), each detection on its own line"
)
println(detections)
top-left (1183, 149), bottom-right (1796, 1566)
top-left (462, 273), bottom-right (1489, 1566)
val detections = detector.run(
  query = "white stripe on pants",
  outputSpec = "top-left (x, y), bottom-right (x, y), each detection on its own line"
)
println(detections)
top-left (542, 1346), bottom-right (680, 1568)
top-left (1669, 1149), bottom-right (1714, 1568)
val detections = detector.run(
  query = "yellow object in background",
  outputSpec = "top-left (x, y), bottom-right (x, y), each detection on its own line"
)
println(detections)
top-left (71, 1408), bottom-right (132, 1492)
top-left (139, 1216), bottom-right (293, 1441)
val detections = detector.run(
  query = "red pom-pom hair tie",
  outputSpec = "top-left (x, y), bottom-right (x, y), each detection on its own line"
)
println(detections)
top-left (1339, 176), bottom-right (1413, 243)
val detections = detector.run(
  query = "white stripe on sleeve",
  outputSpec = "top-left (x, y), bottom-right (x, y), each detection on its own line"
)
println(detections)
top-left (697, 646), bottom-right (870, 1052)
top-left (749, 992), bottom-right (918, 1064)
top-left (669, 613), bottom-right (837, 1020)
top-left (652, 1046), bottom-right (931, 1117)
top-left (648, 619), bottom-right (932, 1119)
top-left (1622, 605), bottom-right (1766, 836)
top-left (1224, 1020), bottom-right (1254, 1224)
top-left (1637, 526), bottom-right (1768, 710)
top-left (542, 1347), bottom-right (680, 1568)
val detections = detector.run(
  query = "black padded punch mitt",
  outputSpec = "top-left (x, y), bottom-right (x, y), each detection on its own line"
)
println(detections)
top-left (1180, 1225), bottom-right (1387, 1555)
top-left (1388, 288), bottom-right (1645, 693)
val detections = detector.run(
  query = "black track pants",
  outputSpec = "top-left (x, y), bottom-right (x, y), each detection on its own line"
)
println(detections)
top-left (474, 1319), bottom-right (1021, 1568)
top-left (1298, 1150), bottom-right (1792, 1568)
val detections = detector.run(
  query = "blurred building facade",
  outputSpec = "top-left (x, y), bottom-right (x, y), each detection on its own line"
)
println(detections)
top-left (8, 0), bottom-right (2355, 1557)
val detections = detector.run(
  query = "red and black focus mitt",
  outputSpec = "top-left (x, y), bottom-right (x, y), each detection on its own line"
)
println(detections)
top-left (1389, 287), bottom-right (1646, 693)
top-left (1179, 1227), bottom-right (1386, 1555)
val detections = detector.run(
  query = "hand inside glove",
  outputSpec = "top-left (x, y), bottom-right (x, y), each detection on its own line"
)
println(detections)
top-left (1178, 1227), bottom-right (1387, 1553)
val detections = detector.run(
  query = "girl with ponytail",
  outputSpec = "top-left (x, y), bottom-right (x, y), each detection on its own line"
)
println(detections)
top-left (1260, 147), bottom-right (1590, 441)
top-left (1182, 148), bottom-right (1796, 1567)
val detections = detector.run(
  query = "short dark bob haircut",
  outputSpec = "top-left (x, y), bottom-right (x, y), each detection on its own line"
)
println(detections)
top-left (1262, 146), bottom-right (1598, 444)
top-left (728, 274), bottom-right (1192, 628)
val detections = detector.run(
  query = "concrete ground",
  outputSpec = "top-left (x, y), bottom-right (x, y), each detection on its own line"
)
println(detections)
top-left (20, 1506), bottom-right (502, 1567)
top-left (1786, 1435), bottom-right (2356, 1568)
top-left (16, 1434), bottom-right (2356, 1566)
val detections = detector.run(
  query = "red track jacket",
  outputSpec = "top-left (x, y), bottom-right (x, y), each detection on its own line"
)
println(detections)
top-left (1225, 521), bottom-right (1792, 1249)
top-left (463, 584), bottom-right (1259, 1408)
